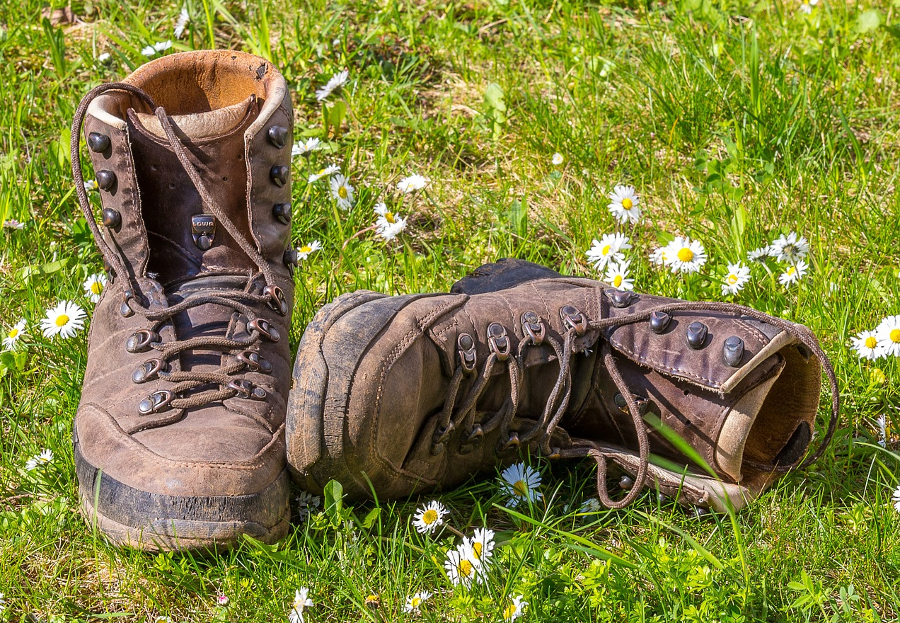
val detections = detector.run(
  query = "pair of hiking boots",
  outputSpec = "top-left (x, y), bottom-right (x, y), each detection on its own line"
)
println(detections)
top-left (70, 51), bottom-right (838, 551)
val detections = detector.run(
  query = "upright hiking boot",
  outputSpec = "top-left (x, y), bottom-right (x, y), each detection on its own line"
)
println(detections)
top-left (71, 50), bottom-right (297, 551)
top-left (286, 259), bottom-right (838, 512)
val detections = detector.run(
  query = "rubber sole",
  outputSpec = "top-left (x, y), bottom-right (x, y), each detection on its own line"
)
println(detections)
top-left (75, 442), bottom-right (290, 552)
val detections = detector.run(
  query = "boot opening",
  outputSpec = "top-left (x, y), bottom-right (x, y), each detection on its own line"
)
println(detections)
top-left (126, 50), bottom-right (277, 114)
top-left (717, 342), bottom-right (822, 484)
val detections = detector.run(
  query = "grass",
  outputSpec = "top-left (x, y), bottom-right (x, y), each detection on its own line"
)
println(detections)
top-left (1, 0), bottom-right (900, 620)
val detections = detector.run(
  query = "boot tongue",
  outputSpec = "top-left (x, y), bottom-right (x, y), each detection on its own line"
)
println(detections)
top-left (125, 96), bottom-right (259, 285)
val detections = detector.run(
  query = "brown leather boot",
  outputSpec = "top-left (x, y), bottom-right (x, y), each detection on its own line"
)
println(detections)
top-left (70, 51), bottom-right (297, 551)
top-left (286, 260), bottom-right (838, 512)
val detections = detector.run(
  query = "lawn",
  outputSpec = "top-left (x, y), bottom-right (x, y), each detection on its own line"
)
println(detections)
top-left (1, 0), bottom-right (900, 620)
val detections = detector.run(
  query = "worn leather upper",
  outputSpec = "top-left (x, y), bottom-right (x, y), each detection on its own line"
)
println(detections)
top-left (75, 51), bottom-right (295, 498)
top-left (293, 276), bottom-right (822, 505)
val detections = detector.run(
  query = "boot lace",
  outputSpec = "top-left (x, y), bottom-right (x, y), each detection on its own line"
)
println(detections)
top-left (71, 83), bottom-right (286, 414)
top-left (432, 295), bottom-right (840, 509)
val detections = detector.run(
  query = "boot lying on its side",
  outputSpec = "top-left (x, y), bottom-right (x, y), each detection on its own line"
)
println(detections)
top-left (71, 51), bottom-right (298, 551)
top-left (286, 259), bottom-right (838, 512)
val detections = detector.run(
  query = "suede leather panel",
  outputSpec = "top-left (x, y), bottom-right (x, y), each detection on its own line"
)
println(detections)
top-left (246, 93), bottom-right (293, 273)
top-left (83, 113), bottom-right (149, 279)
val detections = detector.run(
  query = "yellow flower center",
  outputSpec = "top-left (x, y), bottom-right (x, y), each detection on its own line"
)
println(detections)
top-left (90, 282), bottom-right (103, 294)
top-left (613, 275), bottom-right (623, 287)
top-left (727, 274), bottom-right (738, 285)
top-left (787, 266), bottom-right (796, 276)
top-left (411, 597), bottom-right (421, 608)
top-left (422, 509), bottom-right (438, 525)
top-left (601, 244), bottom-right (611, 255)
top-left (385, 211), bottom-right (396, 224)
top-left (472, 541), bottom-right (483, 559)
top-left (890, 329), bottom-right (900, 344)
top-left (865, 336), bottom-right (878, 349)
top-left (300, 245), bottom-right (312, 253)
top-left (677, 248), bottom-right (693, 262)
top-left (621, 198), bottom-right (633, 210)
top-left (338, 186), bottom-right (348, 199)
top-left (8, 328), bottom-right (18, 338)
top-left (504, 603), bottom-right (517, 618)
top-left (56, 315), bottom-right (69, 327)
top-left (458, 559), bottom-right (473, 577)
top-left (513, 479), bottom-right (528, 497)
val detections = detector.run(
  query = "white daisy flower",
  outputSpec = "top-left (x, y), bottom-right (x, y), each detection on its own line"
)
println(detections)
top-left (142, 40), bottom-right (172, 57)
top-left (464, 527), bottom-right (495, 569)
top-left (374, 203), bottom-right (407, 241)
top-left (586, 233), bottom-right (631, 271)
top-left (503, 595), bottom-right (528, 621)
top-left (83, 273), bottom-right (108, 303)
top-left (3, 219), bottom-right (23, 229)
top-left (500, 462), bottom-right (542, 507)
top-left (579, 498), bottom-right (602, 514)
top-left (649, 246), bottom-right (668, 266)
top-left (40, 301), bottom-right (87, 339)
top-left (746, 246), bottom-right (771, 262)
top-left (307, 164), bottom-right (340, 183)
top-left (892, 484), bottom-right (900, 512)
top-left (607, 185), bottom-right (641, 224)
top-left (799, 0), bottom-right (818, 13)
top-left (877, 414), bottom-right (888, 448)
top-left (215, 595), bottom-right (229, 606)
top-left (3, 319), bottom-right (26, 351)
top-left (397, 174), bottom-right (429, 194)
top-left (295, 491), bottom-right (321, 521)
top-left (412, 500), bottom-right (448, 534)
top-left (770, 232), bottom-right (809, 264)
top-left (296, 240), bottom-right (322, 261)
top-left (551, 153), bottom-right (564, 166)
top-left (721, 262), bottom-right (750, 296)
top-left (26, 449), bottom-right (53, 471)
top-left (851, 330), bottom-right (881, 361)
top-left (604, 258), bottom-right (634, 291)
top-left (173, 6), bottom-right (190, 38)
top-left (330, 174), bottom-right (355, 210)
top-left (444, 542), bottom-right (482, 588)
top-left (292, 138), bottom-right (321, 157)
top-left (665, 236), bottom-right (707, 274)
top-left (288, 587), bottom-right (314, 623)
top-left (96, 52), bottom-right (112, 63)
top-left (315, 70), bottom-right (349, 101)
top-left (875, 315), bottom-right (900, 358)
top-left (778, 260), bottom-right (808, 287)
top-left (403, 591), bottom-right (431, 613)
top-left (84, 180), bottom-right (98, 192)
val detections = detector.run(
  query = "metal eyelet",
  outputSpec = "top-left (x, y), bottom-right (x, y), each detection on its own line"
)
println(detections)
top-left (125, 329), bottom-right (160, 353)
top-left (649, 310), bottom-right (671, 334)
top-left (499, 431), bottom-right (520, 452)
top-left (264, 285), bottom-right (288, 316)
top-left (237, 350), bottom-right (272, 373)
top-left (614, 392), bottom-right (650, 416)
top-left (228, 379), bottom-right (268, 400)
top-left (119, 290), bottom-right (135, 318)
top-left (604, 288), bottom-right (636, 309)
top-left (457, 333), bottom-right (477, 373)
top-left (248, 318), bottom-right (280, 342)
top-left (431, 422), bottom-right (455, 455)
top-left (521, 311), bottom-right (545, 346)
top-left (132, 358), bottom-right (167, 384)
top-left (560, 305), bottom-right (587, 336)
top-left (487, 323), bottom-right (510, 361)
top-left (459, 424), bottom-right (484, 454)
top-left (138, 390), bottom-right (174, 415)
